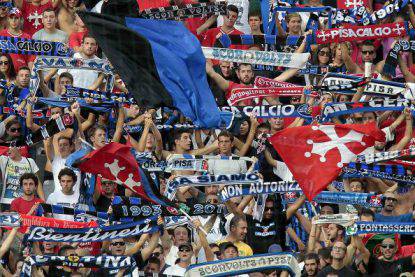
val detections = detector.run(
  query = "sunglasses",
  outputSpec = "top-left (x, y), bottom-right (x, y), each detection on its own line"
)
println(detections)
top-left (362, 50), bottom-right (374, 55)
top-left (179, 248), bottom-right (192, 252)
top-left (265, 207), bottom-right (273, 211)
top-left (381, 244), bottom-right (395, 249)
top-left (0, 61), bottom-right (8, 65)
top-left (318, 50), bottom-right (330, 57)
top-left (9, 127), bottom-right (20, 133)
top-left (207, 199), bottom-right (219, 204)
top-left (111, 241), bottom-right (125, 246)
top-left (332, 246), bottom-right (346, 252)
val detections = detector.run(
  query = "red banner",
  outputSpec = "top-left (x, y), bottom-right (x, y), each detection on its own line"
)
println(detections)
top-left (337, 0), bottom-right (368, 9)
top-left (316, 22), bottom-right (406, 44)
top-left (254, 76), bottom-right (298, 89)
top-left (17, 215), bottom-right (98, 233)
top-left (228, 87), bottom-right (305, 106)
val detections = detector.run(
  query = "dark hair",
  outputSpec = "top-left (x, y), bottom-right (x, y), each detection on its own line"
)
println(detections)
top-left (218, 130), bottom-right (234, 142)
top-left (146, 256), bottom-right (161, 267)
top-left (248, 11), bottom-right (262, 20)
top-left (209, 243), bottom-right (219, 249)
top-left (227, 4), bottom-right (239, 14)
top-left (173, 129), bottom-right (191, 141)
top-left (57, 136), bottom-right (72, 145)
top-left (237, 63), bottom-right (252, 71)
top-left (58, 245), bottom-right (75, 256)
top-left (82, 35), bottom-right (97, 44)
top-left (258, 122), bottom-right (271, 130)
top-left (313, 44), bottom-right (331, 66)
top-left (229, 214), bottom-right (247, 231)
top-left (87, 124), bottom-right (106, 141)
top-left (19, 173), bottom-right (38, 187)
top-left (318, 247), bottom-right (331, 260)
top-left (305, 252), bottom-right (319, 263)
top-left (359, 208), bottom-right (375, 220)
top-left (219, 242), bottom-right (238, 254)
top-left (362, 40), bottom-right (375, 48)
top-left (17, 66), bottom-right (30, 74)
top-left (320, 203), bottom-right (339, 214)
top-left (42, 8), bottom-right (55, 15)
top-left (59, 72), bottom-right (74, 83)
top-left (58, 168), bottom-right (77, 183)
top-left (5, 119), bottom-right (20, 130)
top-left (0, 54), bottom-right (16, 79)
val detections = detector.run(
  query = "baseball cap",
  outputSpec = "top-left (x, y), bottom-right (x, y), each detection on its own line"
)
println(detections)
top-left (8, 8), bottom-right (21, 17)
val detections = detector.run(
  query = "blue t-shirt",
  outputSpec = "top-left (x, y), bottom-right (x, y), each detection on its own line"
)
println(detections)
top-left (374, 213), bottom-right (414, 222)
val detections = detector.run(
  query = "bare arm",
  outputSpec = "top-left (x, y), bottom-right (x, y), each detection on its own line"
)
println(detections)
top-left (286, 195), bottom-right (306, 220)
top-left (341, 43), bottom-right (362, 74)
top-left (398, 53), bottom-right (415, 83)
top-left (206, 62), bottom-right (230, 91)
top-left (112, 107), bottom-right (125, 143)
top-left (388, 108), bottom-right (412, 151)
top-left (0, 228), bottom-right (18, 259)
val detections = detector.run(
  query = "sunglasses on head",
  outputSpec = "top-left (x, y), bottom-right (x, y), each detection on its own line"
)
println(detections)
top-left (362, 50), bottom-right (374, 55)
top-left (381, 244), bottom-right (395, 249)
top-left (111, 241), bottom-right (125, 246)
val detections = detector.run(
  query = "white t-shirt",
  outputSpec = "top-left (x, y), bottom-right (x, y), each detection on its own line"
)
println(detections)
top-left (51, 155), bottom-right (81, 197)
top-left (217, 0), bottom-right (250, 34)
top-left (208, 155), bottom-right (247, 175)
top-left (59, 52), bottom-right (100, 89)
top-left (46, 190), bottom-right (79, 220)
top-left (0, 156), bottom-right (39, 204)
top-left (163, 264), bottom-right (187, 276)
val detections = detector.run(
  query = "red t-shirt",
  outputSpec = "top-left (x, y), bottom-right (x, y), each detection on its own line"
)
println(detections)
top-left (10, 197), bottom-right (44, 214)
top-left (69, 30), bottom-right (87, 49)
top-left (137, 0), bottom-right (169, 10)
top-left (202, 27), bottom-right (245, 48)
top-left (21, 0), bottom-right (53, 36)
top-left (0, 30), bottom-right (33, 70)
top-left (226, 81), bottom-right (254, 106)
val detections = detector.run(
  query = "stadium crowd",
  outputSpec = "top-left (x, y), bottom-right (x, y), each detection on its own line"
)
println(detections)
top-left (0, 0), bottom-right (414, 276)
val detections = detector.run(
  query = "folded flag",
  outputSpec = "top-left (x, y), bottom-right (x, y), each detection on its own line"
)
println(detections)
top-left (78, 12), bottom-right (225, 128)
top-left (269, 123), bottom-right (385, 200)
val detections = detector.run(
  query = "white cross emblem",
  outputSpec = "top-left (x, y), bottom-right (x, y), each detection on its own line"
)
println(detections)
top-left (104, 159), bottom-right (141, 191)
top-left (28, 10), bottom-right (42, 28)
top-left (317, 31), bottom-right (329, 42)
top-left (392, 23), bottom-right (406, 36)
top-left (304, 125), bottom-right (366, 168)
top-left (344, 0), bottom-right (363, 8)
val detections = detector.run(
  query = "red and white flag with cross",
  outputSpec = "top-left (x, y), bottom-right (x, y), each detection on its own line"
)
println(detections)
top-left (337, 0), bottom-right (368, 9)
top-left (269, 123), bottom-right (385, 200)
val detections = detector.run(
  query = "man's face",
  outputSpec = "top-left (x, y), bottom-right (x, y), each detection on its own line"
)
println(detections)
top-left (43, 241), bottom-right (56, 251)
top-left (59, 76), bottom-right (73, 92)
top-left (175, 132), bottom-right (191, 151)
top-left (58, 138), bottom-right (71, 156)
top-left (205, 194), bottom-right (219, 205)
top-left (263, 200), bottom-right (274, 220)
top-left (22, 179), bottom-right (36, 196)
top-left (144, 262), bottom-right (160, 273)
top-left (82, 38), bottom-right (98, 57)
top-left (219, 62), bottom-right (231, 77)
top-left (361, 45), bottom-right (376, 63)
top-left (380, 238), bottom-right (396, 260)
top-left (218, 135), bottom-right (232, 155)
top-left (362, 112), bottom-right (376, 124)
top-left (304, 258), bottom-right (318, 276)
top-left (173, 227), bottom-right (188, 246)
top-left (320, 205), bottom-right (334, 215)
top-left (249, 16), bottom-right (262, 32)
top-left (331, 242), bottom-right (346, 260)
top-left (110, 239), bottom-right (126, 255)
top-left (91, 128), bottom-right (106, 149)
top-left (237, 65), bottom-right (253, 85)
top-left (7, 15), bottom-right (20, 29)
top-left (42, 10), bottom-right (56, 29)
top-left (383, 193), bottom-right (398, 212)
top-left (223, 246), bottom-right (238, 259)
top-left (101, 180), bottom-right (115, 195)
top-left (350, 181), bottom-right (363, 193)
top-left (327, 224), bottom-right (340, 241)
top-left (232, 220), bottom-right (248, 241)
top-left (17, 69), bottom-right (30, 88)
top-left (268, 117), bottom-right (284, 131)
top-left (60, 175), bottom-right (74, 194)
top-left (224, 10), bottom-right (238, 28)
top-left (205, 185), bottom-right (218, 196)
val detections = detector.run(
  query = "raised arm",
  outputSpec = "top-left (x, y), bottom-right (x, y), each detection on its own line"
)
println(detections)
top-left (206, 62), bottom-right (230, 91)
top-left (341, 43), bottom-right (362, 74)
top-left (388, 108), bottom-right (413, 151)
top-left (286, 195), bottom-right (306, 220)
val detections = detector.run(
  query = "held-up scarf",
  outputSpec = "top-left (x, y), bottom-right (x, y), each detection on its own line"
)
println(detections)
top-left (220, 104), bottom-right (312, 119)
top-left (111, 196), bottom-right (225, 221)
top-left (356, 147), bottom-right (415, 164)
top-left (315, 22), bottom-right (407, 44)
top-left (140, 158), bottom-right (208, 172)
top-left (202, 47), bottom-right (310, 68)
top-left (347, 222), bottom-right (415, 235)
top-left (24, 216), bottom-right (160, 242)
top-left (140, 2), bottom-right (226, 20)
top-left (30, 56), bottom-right (114, 95)
top-left (343, 162), bottom-right (414, 182)
top-left (26, 115), bottom-right (73, 145)
top-left (21, 255), bottom-right (136, 277)
top-left (316, 78), bottom-right (368, 94)
top-left (39, 203), bottom-right (109, 222)
top-left (216, 34), bottom-right (305, 51)
top-left (283, 191), bottom-right (383, 208)
top-left (0, 106), bottom-right (48, 119)
top-left (321, 98), bottom-right (413, 121)
top-left (220, 181), bottom-right (301, 201)
top-left (37, 97), bottom-right (114, 113)
top-left (168, 154), bottom-right (254, 162)
top-left (321, 73), bottom-right (406, 97)
top-left (228, 87), bottom-right (305, 106)
top-left (124, 123), bottom-right (199, 134)
top-left (0, 36), bottom-right (73, 56)
top-left (383, 40), bottom-right (415, 77)
top-left (64, 85), bottom-right (134, 104)
top-left (254, 76), bottom-right (319, 97)
top-left (172, 173), bottom-right (262, 187)
top-left (313, 214), bottom-right (358, 227)
top-left (185, 253), bottom-right (301, 277)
